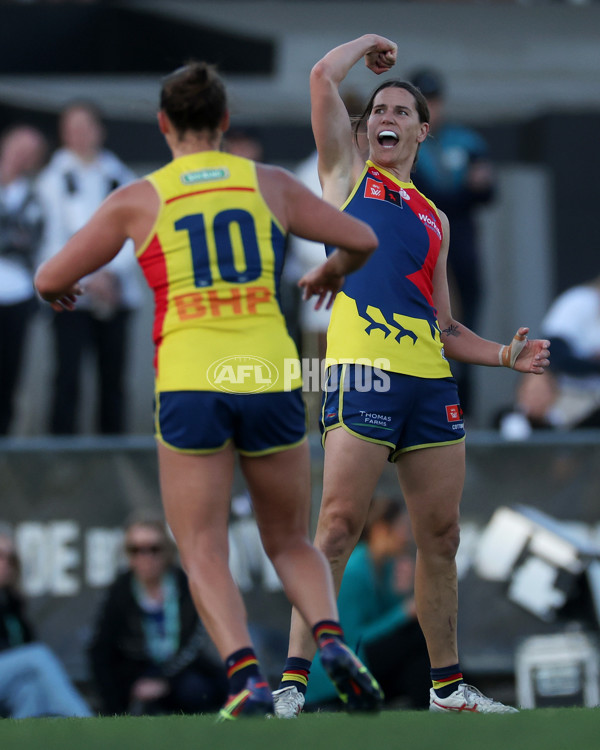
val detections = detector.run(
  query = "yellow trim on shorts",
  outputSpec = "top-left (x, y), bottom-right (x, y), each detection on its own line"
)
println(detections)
top-left (154, 390), bottom-right (234, 455)
top-left (322, 422), bottom-right (396, 452)
top-left (155, 434), bottom-right (233, 455)
top-left (321, 365), bottom-right (396, 452)
top-left (237, 434), bottom-right (307, 458)
top-left (389, 435), bottom-right (466, 463)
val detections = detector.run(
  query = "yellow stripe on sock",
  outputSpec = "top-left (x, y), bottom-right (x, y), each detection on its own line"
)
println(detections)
top-left (432, 675), bottom-right (462, 690)
top-left (282, 671), bottom-right (308, 687)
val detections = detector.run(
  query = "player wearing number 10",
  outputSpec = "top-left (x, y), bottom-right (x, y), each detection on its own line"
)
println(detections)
top-left (35, 61), bottom-right (383, 718)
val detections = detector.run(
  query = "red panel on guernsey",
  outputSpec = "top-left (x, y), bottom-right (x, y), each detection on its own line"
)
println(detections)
top-left (137, 234), bottom-right (168, 374)
top-left (165, 186), bottom-right (255, 205)
top-left (406, 190), bottom-right (441, 309)
top-left (405, 228), bottom-right (437, 308)
top-left (366, 166), bottom-right (440, 308)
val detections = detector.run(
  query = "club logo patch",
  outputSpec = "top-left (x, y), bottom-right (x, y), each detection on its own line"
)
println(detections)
top-left (365, 177), bottom-right (383, 200)
top-left (364, 177), bottom-right (402, 208)
top-left (445, 404), bottom-right (463, 422)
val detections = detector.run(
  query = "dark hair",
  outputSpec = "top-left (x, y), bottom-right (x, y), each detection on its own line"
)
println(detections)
top-left (352, 80), bottom-right (430, 168)
top-left (124, 509), bottom-right (177, 564)
top-left (408, 68), bottom-right (445, 100)
top-left (160, 61), bottom-right (227, 137)
top-left (59, 100), bottom-right (104, 127)
top-left (361, 496), bottom-right (405, 541)
top-left (0, 526), bottom-right (21, 592)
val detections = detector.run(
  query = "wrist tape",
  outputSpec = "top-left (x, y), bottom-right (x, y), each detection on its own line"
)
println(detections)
top-left (499, 331), bottom-right (527, 368)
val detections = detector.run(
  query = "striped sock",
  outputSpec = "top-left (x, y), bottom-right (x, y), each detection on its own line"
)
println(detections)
top-left (225, 647), bottom-right (261, 695)
top-left (278, 657), bottom-right (312, 695)
top-left (431, 663), bottom-right (463, 698)
top-left (312, 619), bottom-right (345, 647)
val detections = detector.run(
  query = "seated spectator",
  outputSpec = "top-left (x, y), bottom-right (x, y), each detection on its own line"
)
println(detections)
top-left (88, 511), bottom-right (227, 715)
top-left (304, 496), bottom-right (430, 711)
top-left (495, 372), bottom-right (562, 440)
top-left (0, 524), bottom-right (92, 718)
top-left (541, 276), bottom-right (600, 428)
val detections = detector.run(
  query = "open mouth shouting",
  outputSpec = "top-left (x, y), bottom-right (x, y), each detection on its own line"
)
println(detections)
top-left (377, 130), bottom-right (399, 148)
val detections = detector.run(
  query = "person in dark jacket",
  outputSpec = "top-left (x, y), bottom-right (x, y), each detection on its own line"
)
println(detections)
top-left (408, 68), bottom-right (496, 416)
top-left (0, 125), bottom-right (46, 435)
top-left (88, 512), bottom-right (227, 715)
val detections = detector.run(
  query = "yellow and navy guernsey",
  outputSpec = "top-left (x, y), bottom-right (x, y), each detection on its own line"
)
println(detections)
top-left (136, 151), bottom-right (302, 395)
top-left (326, 160), bottom-right (452, 379)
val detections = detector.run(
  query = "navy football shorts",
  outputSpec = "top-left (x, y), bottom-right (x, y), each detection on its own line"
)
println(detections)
top-left (320, 364), bottom-right (465, 462)
top-left (155, 388), bottom-right (307, 455)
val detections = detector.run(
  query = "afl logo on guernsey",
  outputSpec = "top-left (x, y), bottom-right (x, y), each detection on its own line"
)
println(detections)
top-left (366, 167), bottom-right (410, 200)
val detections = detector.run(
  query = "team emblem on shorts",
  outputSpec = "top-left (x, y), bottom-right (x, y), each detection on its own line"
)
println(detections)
top-left (445, 404), bottom-right (463, 422)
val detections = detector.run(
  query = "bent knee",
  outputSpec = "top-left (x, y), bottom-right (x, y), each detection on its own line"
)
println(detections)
top-left (13, 643), bottom-right (60, 676)
top-left (416, 519), bottom-right (461, 561)
top-left (260, 531), bottom-right (307, 561)
top-left (315, 505), bottom-right (365, 562)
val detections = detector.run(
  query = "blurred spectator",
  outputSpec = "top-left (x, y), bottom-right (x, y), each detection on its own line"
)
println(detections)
top-left (304, 496), bottom-right (430, 710)
top-left (408, 68), bottom-right (496, 416)
top-left (282, 150), bottom-right (327, 359)
top-left (0, 125), bottom-right (46, 435)
top-left (223, 126), bottom-right (309, 354)
top-left (88, 511), bottom-right (227, 716)
top-left (223, 127), bottom-right (264, 162)
top-left (37, 101), bottom-right (142, 434)
top-left (0, 524), bottom-right (93, 718)
top-left (540, 276), bottom-right (600, 428)
top-left (228, 492), bottom-right (281, 593)
top-left (495, 372), bottom-right (562, 440)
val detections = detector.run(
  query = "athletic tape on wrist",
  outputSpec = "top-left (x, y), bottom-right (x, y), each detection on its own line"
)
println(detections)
top-left (499, 332), bottom-right (527, 368)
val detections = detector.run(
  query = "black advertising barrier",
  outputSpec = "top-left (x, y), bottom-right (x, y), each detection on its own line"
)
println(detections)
top-left (0, 435), bottom-right (288, 682)
top-left (1, 431), bottom-right (600, 683)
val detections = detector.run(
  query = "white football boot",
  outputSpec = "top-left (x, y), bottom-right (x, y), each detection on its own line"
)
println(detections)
top-left (429, 683), bottom-right (519, 714)
top-left (272, 685), bottom-right (306, 718)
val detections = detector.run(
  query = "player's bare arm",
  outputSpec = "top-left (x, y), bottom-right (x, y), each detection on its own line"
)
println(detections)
top-left (258, 164), bottom-right (376, 254)
top-left (34, 180), bottom-right (157, 310)
top-left (257, 164), bottom-right (376, 309)
top-left (434, 211), bottom-right (551, 372)
top-left (310, 34), bottom-right (396, 206)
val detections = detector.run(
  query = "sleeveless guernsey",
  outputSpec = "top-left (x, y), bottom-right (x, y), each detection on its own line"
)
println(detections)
top-left (326, 160), bottom-right (452, 379)
top-left (136, 151), bottom-right (301, 393)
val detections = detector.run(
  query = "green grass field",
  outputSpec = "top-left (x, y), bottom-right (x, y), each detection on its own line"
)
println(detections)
top-left (1, 708), bottom-right (600, 750)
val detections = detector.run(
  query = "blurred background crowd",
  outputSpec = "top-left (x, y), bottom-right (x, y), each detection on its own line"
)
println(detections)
top-left (0, 0), bottom-right (599, 436)
top-left (2, 0), bottom-right (600, 716)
